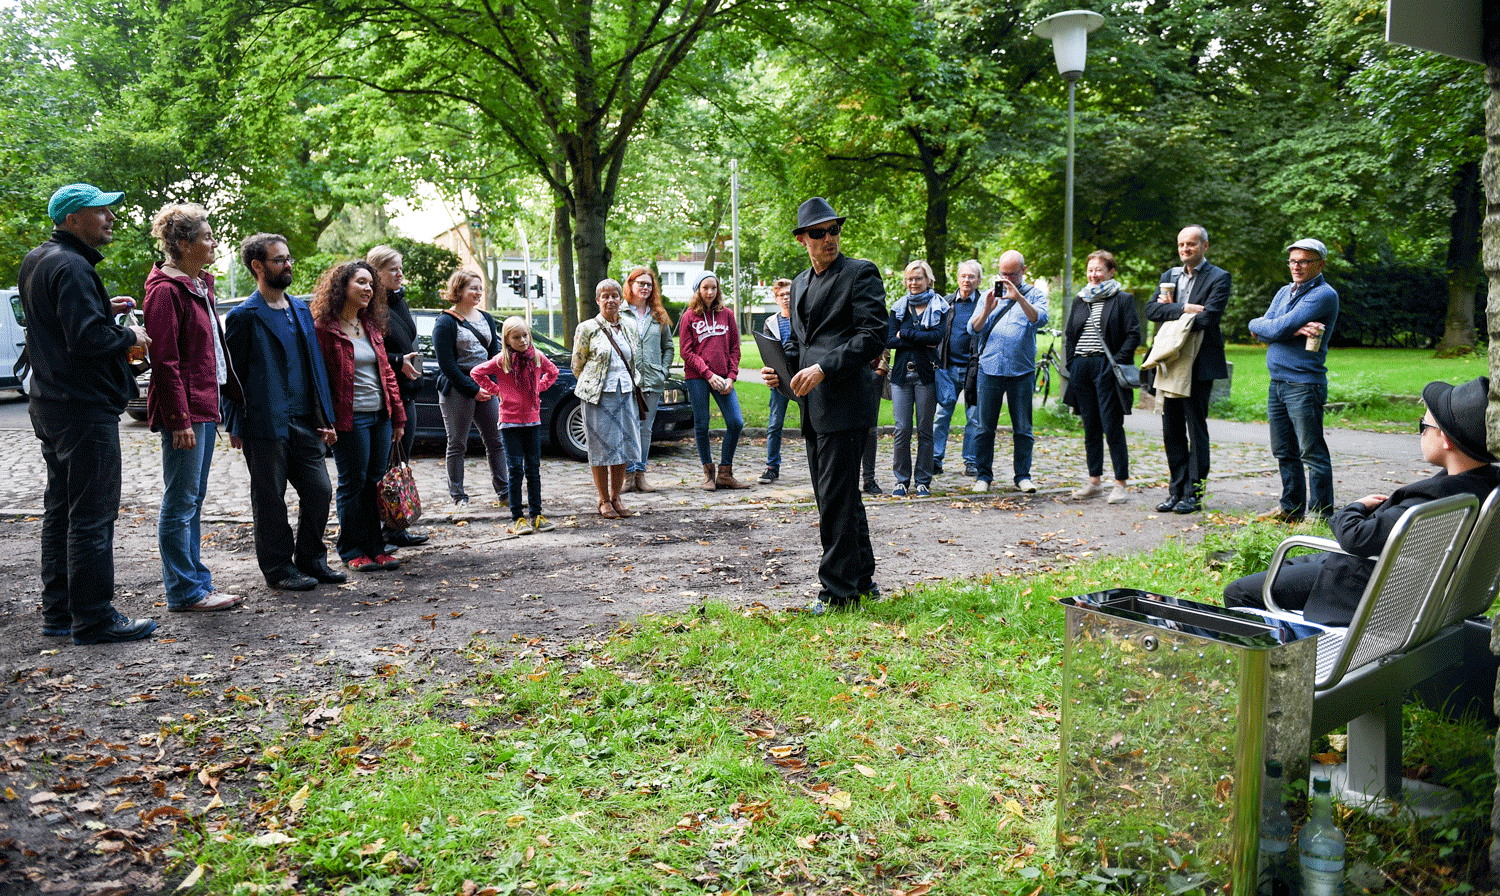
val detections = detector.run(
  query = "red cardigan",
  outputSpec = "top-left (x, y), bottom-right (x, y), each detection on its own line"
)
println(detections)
top-left (142, 264), bottom-right (242, 432)
top-left (469, 348), bottom-right (560, 426)
top-left (314, 316), bottom-right (406, 433)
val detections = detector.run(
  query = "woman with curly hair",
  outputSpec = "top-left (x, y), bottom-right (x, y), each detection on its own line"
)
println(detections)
top-left (143, 202), bottom-right (244, 611)
top-left (311, 260), bottom-right (406, 573)
top-left (620, 266), bottom-right (674, 493)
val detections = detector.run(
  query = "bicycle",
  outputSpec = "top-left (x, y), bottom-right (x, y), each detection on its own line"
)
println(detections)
top-left (1034, 328), bottom-right (1069, 406)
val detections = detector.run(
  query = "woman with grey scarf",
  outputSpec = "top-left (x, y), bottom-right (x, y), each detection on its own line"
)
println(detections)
top-left (886, 260), bottom-right (948, 497)
top-left (1062, 250), bottom-right (1141, 504)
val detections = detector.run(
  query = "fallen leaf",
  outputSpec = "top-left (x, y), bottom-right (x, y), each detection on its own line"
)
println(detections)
top-left (248, 832), bottom-right (295, 847)
top-left (175, 864), bottom-right (207, 891)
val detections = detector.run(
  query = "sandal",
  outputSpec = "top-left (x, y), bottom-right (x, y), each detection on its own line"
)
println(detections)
top-left (612, 499), bottom-right (634, 518)
top-left (598, 500), bottom-right (620, 519)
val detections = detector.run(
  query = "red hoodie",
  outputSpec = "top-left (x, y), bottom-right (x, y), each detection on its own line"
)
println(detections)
top-left (679, 306), bottom-right (740, 381)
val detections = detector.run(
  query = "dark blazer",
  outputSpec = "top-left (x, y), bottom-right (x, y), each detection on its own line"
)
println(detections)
top-left (1144, 260), bottom-right (1230, 381)
top-left (787, 254), bottom-right (888, 433)
top-left (222, 290), bottom-right (335, 441)
top-left (384, 290), bottom-right (422, 399)
top-left (1306, 466), bottom-right (1500, 626)
top-left (1062, 290), bottom-right (1141, 367)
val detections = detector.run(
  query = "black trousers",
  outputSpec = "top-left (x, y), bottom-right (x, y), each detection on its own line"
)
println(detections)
top-left (242, 419), bottom-right (333, 583)
top-left (31, 401), bottom-right (122, 637)
top-left (1161, 378), bottom-right (1213, 499)
top-left (804, 423), bottom-right (876, 604)
top-left (1222, 553), bottom-right (1325, 614)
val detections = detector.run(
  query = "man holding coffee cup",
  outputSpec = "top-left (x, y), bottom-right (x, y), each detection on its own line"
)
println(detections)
top-left (1248, 238), bottom-right (1340, 523)
top-left (1145, 225), bottom-right (1231, 514)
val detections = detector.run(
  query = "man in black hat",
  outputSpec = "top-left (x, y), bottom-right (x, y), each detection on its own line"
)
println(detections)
top-left (21, 183), bottom-right (157, 644)
top-left (1223, 376), bottom-right (1500, 626)
top-left (762, 197), bottom-right (888, 614)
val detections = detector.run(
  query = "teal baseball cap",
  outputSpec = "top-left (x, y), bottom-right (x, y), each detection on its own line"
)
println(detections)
top-left (48, 183), bottom-right (124, 225)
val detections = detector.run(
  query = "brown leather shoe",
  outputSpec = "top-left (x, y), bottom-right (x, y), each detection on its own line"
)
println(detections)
top-left (701, 463), bottom-right (717, 490)
top-left (715, 463), bottom-right (752, 489)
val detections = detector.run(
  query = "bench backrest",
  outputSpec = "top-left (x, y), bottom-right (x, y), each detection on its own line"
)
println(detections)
top-left (1420, 487), bottom-right (1500, 641)
top-left (1320, 493), bottom-right (1478, 689)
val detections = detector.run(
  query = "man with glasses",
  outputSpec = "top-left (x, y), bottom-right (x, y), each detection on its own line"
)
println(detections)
top-left (223, 234), bottom-right (345, 592)
top-left (1249, 238), bottom-right (1339, 522)
top-left (761, 197), bottom-right (887, 615)
top-left (1224, 376), bottom-right (1498, 626)
top-left (1146, 225), bottom-right (1231, 514)
top-left (968, 250), bottom-right (1046, 494)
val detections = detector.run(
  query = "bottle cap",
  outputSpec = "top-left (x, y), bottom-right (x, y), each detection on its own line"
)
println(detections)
top-left (1312, 776), bottom-right (1331, 793)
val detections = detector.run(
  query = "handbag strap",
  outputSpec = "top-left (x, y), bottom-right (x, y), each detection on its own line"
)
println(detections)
top-left (444, 307), bottom-right (495, 354)
top-left (598, 320), bottom-right (641, 392)
top-left (385, 434), bottom-right (409, 471)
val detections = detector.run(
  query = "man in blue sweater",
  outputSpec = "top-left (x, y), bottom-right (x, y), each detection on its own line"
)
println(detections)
top-left (1249, 238), bottom-right (1340, 522)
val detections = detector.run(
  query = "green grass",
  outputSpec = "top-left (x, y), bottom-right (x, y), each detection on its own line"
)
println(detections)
top-left (172, 528), bottom-right (1496, 896)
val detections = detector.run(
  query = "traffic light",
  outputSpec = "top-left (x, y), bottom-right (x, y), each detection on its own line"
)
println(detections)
top-left (533, 275), bottom-right (545, 297)
top-left (508, 274), bottom-right (524, 296)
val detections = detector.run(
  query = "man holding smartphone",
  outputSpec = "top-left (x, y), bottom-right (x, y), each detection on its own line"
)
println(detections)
top-left (967, 250), bottom-right (1047, 494)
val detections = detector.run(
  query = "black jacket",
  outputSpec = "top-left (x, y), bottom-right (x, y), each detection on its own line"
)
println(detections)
top-left (1306, 465), bottom-right (1500, 626)
top-left (18, 229), bottom-right (136, 416)
top-left (1144, 260), bottom-right (1230, 381)
top-left (787, 254), bottom-right (888, 433)
top-left (383, 290), bottom-right (423, 400)
top-left (885, 298), bottom-right (944, 387)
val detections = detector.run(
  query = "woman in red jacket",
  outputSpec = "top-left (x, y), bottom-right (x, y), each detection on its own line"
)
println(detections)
top-left (311, 261), bottom-right (407, 573)
top-left (679, 271), bottom-right (750, 490)
top-left (144, 203), bottom-right (243, 612)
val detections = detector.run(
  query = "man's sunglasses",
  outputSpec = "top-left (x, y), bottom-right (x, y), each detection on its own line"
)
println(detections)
top-left (804, 225), bottom-right (841, 240)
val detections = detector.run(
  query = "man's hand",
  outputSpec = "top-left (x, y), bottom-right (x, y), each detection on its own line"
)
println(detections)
top-left (130, 326), bottom-right (151, 347)
top-left (402, 352), bottom-right (420, 380)
top-left (790, 363), bottom-right (824, 397)
top-left (1183, 303), bottom-right (1205, 315)
top-left (319, 428), bottom-right (337, 446)
top-left (171, 427), bottom-right (196, 450)
top-left (761, 366), bottom-right (779, 390)
top-left (1296, 322), bottom-right (1324, 338)
top-left (110, 296), bottom-right (135, 316)
top-left (1356, 494), bottom-right (1388, 509)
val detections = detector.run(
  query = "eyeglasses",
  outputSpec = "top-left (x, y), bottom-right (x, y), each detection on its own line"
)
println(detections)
top-left (1419, 419), bottom-right (1436, 435)
top-left (804, 225), bottom-right (841, 240)
top-left (269, 255), bottom-right (294, 266)
top-left (1287, 258), bottom-right (1321, 268)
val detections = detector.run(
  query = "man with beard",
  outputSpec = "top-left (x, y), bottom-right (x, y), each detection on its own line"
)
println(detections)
top-left (223, 234), bottom-right (345, 592)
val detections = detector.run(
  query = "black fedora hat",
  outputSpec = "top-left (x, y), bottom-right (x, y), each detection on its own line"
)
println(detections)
top-left (792, 197), bottom-right (846, 236)
top-left (1422, 376), bottom-right (1497, 463)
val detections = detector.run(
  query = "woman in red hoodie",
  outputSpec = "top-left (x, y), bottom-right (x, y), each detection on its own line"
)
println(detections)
top-left (679, 271), bottom-right (750, 490)
top-left (143, 203), bottom-right (243, 612)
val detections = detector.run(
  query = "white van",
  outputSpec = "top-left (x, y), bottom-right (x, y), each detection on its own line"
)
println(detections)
top-left (0, 289), bottom-right (26, 394)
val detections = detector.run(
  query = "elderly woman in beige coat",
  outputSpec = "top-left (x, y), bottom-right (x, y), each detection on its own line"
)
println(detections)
top-left (572, 279), bottom-right (645, 519)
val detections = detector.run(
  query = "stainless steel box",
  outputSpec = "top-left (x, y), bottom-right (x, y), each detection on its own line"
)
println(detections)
top-left (1057, 589), bottom-right (1319, 895)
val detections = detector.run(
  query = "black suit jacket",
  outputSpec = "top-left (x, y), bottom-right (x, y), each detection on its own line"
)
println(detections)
top-left (1307, 465), bottom-right (1500, 626)
top-left (787, 254), bottom-right (888, 433)
top-left (1145, 260), bottom-right (1230, 381)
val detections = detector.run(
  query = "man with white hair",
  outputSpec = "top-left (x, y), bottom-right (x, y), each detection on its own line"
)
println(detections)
top-left (933, 259), bottom-right (983, 479)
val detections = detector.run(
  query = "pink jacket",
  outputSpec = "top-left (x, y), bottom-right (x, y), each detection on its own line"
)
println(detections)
top-left (470, 347), bottom-right (560, 426)
top-left (143, 264), bottom-right (242, 432)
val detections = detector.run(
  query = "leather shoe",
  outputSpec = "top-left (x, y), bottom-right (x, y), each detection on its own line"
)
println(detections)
top-left (73, 612), bottom-right (157, 645)
top-left (297, 562), bottom-right (348, 584)
top-left (1255, 508), bottom-right (1305, 524)
top-left (1173, 497), bottom-right (1203, 514)
top-left (1156, 496), bottom-right (1182, 512)
top-left (270, 572), bottom-right (319, 591)
top-left (43, 622), bottom-right (71, 637)
top-left (384, 529), bottom-right (429, 548)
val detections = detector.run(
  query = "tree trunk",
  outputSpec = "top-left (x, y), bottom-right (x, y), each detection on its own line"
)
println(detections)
top-left (554, 164), bottom-right (579, 349)
top-left (573, 183), bottom-right (610, 323)
top-left (922, 176), bottom-right (951, 295)
top-left (1440, 157), bottom-right (1481, 354)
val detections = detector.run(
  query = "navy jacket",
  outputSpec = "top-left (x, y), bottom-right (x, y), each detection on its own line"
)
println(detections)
top-left (1145, 260), bottom-right (1230, 381)
top-left (222, 290), bottom-right (335, 440)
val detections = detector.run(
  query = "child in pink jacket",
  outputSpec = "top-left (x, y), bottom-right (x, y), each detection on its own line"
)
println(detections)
top-left (470, 317), bottom-right (561, 535)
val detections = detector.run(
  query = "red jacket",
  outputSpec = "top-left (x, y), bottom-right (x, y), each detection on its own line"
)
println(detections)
top-left (469, 347), bottom-right (560, 426)
top-left (679, 306), bottom-right (740, 381)
top-left (314, 316), bottom-right (407, 433)
top-left (143, 264), bottom-right (242, 432)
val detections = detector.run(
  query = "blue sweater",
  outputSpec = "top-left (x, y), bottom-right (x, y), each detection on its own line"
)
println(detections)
top-left (1248, 274), bottom-right (1338, 384)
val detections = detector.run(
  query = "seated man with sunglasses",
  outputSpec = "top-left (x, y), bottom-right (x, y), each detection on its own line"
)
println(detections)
top-left (1223, 376), bottom-right (1500, 627)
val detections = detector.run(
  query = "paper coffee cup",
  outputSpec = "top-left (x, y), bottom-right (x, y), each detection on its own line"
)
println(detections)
top-left (1160, 283), bottom-right (1176, 299)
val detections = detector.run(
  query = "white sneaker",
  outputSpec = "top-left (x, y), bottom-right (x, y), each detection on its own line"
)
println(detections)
top-left (1071, 482), bottom-right (1105, 500)
top-left (1016, 478), bottom-right (1037, 494)
top-left (971, 480), bottom-right (991, 493)
top-left (1108, 485), bottom-right (1129, 504)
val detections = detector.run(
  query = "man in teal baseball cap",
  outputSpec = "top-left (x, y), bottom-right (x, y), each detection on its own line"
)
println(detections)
top-left (20, 182), bottom-right (156, 645)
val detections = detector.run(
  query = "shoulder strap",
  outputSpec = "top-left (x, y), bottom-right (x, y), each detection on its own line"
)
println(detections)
top-left (599, 323), bottom-right (641, 391)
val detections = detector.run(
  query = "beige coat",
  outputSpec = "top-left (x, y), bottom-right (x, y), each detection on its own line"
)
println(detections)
top-left (1142, 312), bottom-right (1204, 400)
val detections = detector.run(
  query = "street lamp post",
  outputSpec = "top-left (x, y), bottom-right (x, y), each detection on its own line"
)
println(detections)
top-left (1034, 9), bottom-right (1104, 308)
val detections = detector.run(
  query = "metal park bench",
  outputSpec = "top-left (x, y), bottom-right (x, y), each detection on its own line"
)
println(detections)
top-left (1260, 491), bottom-right (1491, 806)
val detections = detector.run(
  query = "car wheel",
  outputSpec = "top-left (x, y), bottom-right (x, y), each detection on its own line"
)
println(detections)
top-left (553, 397), bottom-right (588, 461)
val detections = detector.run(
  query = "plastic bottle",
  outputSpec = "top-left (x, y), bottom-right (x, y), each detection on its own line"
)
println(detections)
top-left (1299, 776), bottom-right (1344, 896)
top-left (1258, 759), bottom-right (1296, 896)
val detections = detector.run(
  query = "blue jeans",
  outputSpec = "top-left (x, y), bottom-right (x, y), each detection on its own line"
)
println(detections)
top-left (332, 412), bottom-right (392, 562)
top-left (765, 388), bottom-right (789, 470)
top-left (933, 364), bottom-right (978, 467)
top-left (1267, 380), bottom-right (1333, 517)
top-left (160, 421), bottom-right (217, 608)
top-left (972, 370), bottom-right (1034, 485)
top-left (891, 380), bottom-right (936, 486)
top-left (628, 391), bottom-right (662, 473)
top-left (686, 378), bottom-right (744, 467)
top-left (501, 424), bottom-right (544, 520)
